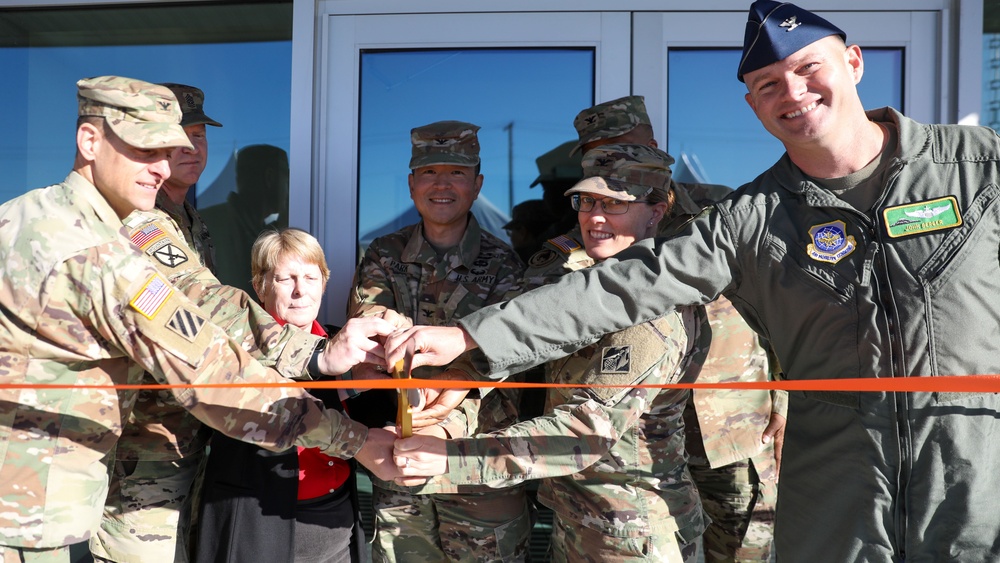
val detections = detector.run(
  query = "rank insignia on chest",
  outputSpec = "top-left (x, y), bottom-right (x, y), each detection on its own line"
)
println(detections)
top-left (806, 220), bottom-right (857, 264)
top-left (601, 345), bottom-right (631, 374)
top-left (882, 196), bottom-right (962, 238)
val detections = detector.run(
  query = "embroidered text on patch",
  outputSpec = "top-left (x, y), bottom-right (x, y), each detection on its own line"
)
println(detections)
top-left (130, 274), bottom-right (173, 319)
top-left (167, 308), bottom-right (207, 342)
top-left (151, 243), bottom-right (189, 268)
top-left (882, 196), bottom-right (962, 238)
top-left (806, 220), bottom-right (857, 264)
top-left (601, 346), bottom-right (631, 374)
top-left (130, 223), bottom-right (167, 250)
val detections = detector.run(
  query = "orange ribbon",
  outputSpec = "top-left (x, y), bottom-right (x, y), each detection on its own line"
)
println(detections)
top-left (4, 375), bottom-right (1000, 392)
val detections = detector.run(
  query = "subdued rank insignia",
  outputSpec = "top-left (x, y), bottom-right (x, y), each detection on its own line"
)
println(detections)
top-left (806, 220), bottom-right (856, 264)
top-left (167, 307), bottom-right (207, 342)
top-left (150, 241), bottom-right (189, 268)
top-left (882, 196), bottom-right (962, 238)
top-left (601, 345), bottom-right (631, 374)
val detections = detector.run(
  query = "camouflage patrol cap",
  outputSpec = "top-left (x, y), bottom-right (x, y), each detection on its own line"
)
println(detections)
top-left (569, 95), bottom-right (651, 156)
top-left (77, 75), bottom-right (193, 150)
top-left (159, 83), bottom-right (223, 127)
top-left (564, 144), bottom-right (675, 201)
top-left (409, 120), bottom-right (481, 169)
top-left (529, 141), bottom-right (583, 188)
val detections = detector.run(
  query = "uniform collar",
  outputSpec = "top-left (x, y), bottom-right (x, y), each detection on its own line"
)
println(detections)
top-left (66, 171), bottom-right (127, 228)
top-left (402, 213), bottom-right (483, 268)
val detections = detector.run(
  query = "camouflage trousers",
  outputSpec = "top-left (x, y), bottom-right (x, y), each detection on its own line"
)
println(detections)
top-left (90, 452), bottom-right (203, 563)
top-left (371, 484), bottom-right (531, 562)
top-left (687, 447), bottom-right (777, 563)
top-left (549, 515), bottom-right (697, 563)
top-left (0, 544), bottom-right (82, 563)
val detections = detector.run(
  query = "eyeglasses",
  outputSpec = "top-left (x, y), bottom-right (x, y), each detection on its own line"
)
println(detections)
top-left (571, 194), bottom-right (649, 215)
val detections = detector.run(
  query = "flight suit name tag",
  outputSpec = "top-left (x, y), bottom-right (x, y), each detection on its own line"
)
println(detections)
top-left (882, 196), bottom-right (962, 238)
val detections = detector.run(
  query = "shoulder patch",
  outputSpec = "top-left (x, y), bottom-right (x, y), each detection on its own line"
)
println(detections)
top-left (548, 234), bottom-right (581, 254)
top-left (130, 274), bottom-right (173, 320)
top-left (528, 248), bottom-right (559, 268)
top-left (148, 240), bottom-right (189, 268)
top-left (130, 223), bottom-right (167, 250)
top-left (166, 307), bottom-right (207, 342)
top-left (601, 346), bottom-right (631, 373)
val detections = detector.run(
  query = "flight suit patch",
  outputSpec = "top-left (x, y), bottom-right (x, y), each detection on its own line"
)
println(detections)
top-left (130, 274), bottom-right (173, 320)
top-left (806, 220), bottom-right (856, 264)
top-left (882, 196), bottom-right (962, 238)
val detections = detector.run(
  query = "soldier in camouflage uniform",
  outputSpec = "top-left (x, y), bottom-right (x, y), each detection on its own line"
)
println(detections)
top-left (0, 75), bottom-right (401, 563)
top-left (571, 96), bottom-right (784, 563)
top-left (394, 145), bottom-right (707, 562)
top-left (92, 83), bottom-right (223, 563)
top-left (347, 121), bottom-right (531, 562)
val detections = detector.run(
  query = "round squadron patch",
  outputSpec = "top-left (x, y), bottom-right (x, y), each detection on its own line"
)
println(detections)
top-left (806, 220), bottom-right (856, 264)
top-left (528, 248), bottom-right (558, 268)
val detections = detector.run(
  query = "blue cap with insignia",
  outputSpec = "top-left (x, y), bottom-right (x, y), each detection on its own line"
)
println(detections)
top-left (737, 1), bottom-right (846, 83)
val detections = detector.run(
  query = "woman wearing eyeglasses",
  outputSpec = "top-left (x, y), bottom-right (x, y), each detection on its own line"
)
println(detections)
top-left (391, 144), bottom-right (708, 563)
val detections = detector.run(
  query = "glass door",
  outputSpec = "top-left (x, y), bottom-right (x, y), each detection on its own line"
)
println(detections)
top-left (316, 11), bottom-right (630, 322)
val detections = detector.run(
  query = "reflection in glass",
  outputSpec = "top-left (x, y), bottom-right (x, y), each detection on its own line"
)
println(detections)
top-left (667, 48), bottom-right (903, 190)
top-left (0, 3), bottom-right (291, 212)
top-left (357, 48), bottom-right (593, 247)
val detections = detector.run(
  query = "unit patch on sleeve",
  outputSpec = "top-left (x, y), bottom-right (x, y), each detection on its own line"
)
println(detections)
top-left (130, 274), bottom-right (173, 320)
top-left (166, 307), bottom-right (207, 342)
top-left (148, 239), bottom-right (189, 268)
top-left (601, 345), bottom-right (632, 374)
top-left (882, 196), bottom-right (962, 238)
top-left (806, 220), bottom-right (857, 264)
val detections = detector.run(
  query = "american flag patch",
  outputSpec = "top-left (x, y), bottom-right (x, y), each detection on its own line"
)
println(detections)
top-left (548, 234), bottom-right (581, 254)
top-left (130, 274), bottom-right (173, 319)
top-left (601, 346), bottom-right (631, 374)
top-left (130, 223), bottom-right (166, 250)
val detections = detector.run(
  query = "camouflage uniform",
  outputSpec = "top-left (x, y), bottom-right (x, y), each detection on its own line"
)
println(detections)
top-left (348, 116), bottom-right (529, 563)
top-left (438, 146), bottom-right (708, 562)
top-left (349, 215), bottom-right (530, 562)
top-left (662, 182), bottom-right (784, 563)
top-left (573, 96), bottom-right (784, 563)
top-left (0, 76), bottom-right (364, 560)
top-left (93, 83), bottom-right (225, 563)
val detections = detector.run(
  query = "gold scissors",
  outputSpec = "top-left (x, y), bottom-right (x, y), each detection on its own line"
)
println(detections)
top-left (392, 339), bottom-right (416, 438)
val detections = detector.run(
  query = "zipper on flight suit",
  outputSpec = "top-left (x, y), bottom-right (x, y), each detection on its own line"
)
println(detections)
top-left (870, 160), bottom-right (910, 561)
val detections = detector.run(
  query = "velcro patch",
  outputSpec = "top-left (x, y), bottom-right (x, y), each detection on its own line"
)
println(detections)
top-left (130, 274), bottom-right (173, 320)
top-left (601, 346), bottom-right (631, 373)
top-left (130, 223), bottom-right (167, 250)
top-left (528, 248), bottom-right (558, 268)
top-left (149, 241), bottom-right (189, 268)
top-left (548, 234), bottom-right (581, 254)
top-left (882, 196), bottom-right (962, 238)
top-left (166, 307), bottom-right (207, 342)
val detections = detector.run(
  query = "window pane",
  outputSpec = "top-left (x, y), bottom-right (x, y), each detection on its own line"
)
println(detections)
top-left (667, 48), bottom-right (903, 189)
top-left (358, 48), bottom-right (594, 247)
top-left (0, 2), bottom-right (292, 292)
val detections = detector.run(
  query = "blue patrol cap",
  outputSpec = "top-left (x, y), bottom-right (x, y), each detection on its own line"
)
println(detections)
top-left (737, 1), bottom-right (846, 83)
